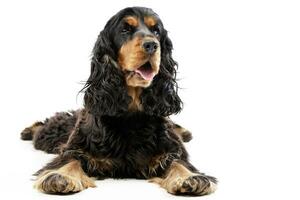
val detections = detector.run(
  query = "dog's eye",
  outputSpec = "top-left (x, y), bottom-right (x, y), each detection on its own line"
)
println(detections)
top-left (121, 24), bottom-right (134, 34)
top-left (151, 27), bottom-right (160, 37)
top-left (153, 30), bottom-right (160, 36)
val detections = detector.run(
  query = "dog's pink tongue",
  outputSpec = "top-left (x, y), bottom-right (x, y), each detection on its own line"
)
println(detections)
top-left (135, 67), bottom-right (155, 81)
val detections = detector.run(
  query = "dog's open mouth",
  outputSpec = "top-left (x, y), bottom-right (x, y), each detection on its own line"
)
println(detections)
top-left (134, 61), bottom-right (155, 81)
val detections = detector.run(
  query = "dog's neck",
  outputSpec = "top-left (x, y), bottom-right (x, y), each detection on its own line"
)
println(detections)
top-left (127, 86), bottom-right (143, 111)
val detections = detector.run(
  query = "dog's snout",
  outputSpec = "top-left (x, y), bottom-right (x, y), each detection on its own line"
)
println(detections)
top-left (143, 41), bottom-right (158, 54)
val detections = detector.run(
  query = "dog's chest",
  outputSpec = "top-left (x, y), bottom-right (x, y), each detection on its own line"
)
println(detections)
top-left (100, 115), bottom-right (169, 158)
top-left (86, 114), bottom-right (181, 178)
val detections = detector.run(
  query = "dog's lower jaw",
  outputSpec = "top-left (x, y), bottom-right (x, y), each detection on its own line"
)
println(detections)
top-left (125, 71), bottom-right (153, 87)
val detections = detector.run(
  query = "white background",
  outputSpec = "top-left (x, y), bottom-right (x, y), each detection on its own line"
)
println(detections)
top-left (0, 0), bottom-right (299, 199)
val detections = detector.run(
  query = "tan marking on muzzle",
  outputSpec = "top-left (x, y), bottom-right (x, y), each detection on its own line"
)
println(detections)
top-left (118, 36), bottom-right (147, 71)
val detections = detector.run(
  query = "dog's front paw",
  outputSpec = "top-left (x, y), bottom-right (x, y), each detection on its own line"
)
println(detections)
top-left (34, 172), bottom-right (94, 194)
top-left (173, 175), bottom-right (217, 196)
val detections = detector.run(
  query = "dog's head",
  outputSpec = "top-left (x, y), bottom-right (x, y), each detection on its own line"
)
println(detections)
top-left (83, 7), bottom-right (182, 117)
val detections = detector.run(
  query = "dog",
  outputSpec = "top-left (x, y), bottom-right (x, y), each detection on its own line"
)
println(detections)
top-left (21, 7), bottom-right (217, 196)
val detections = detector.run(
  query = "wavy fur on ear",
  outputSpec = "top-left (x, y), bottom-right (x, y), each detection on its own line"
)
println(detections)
top-left (140, 31), bottom-right (183, 116)
top-left (83, 31), bottom-right (131, 116)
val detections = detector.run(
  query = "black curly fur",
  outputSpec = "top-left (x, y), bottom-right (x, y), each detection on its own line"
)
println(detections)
top-left (20, 7), bottom-right (216, 196)
top-left (24, 6), bottom-right (189, 173)
top-left (33, 111), bottom-right (78, 154)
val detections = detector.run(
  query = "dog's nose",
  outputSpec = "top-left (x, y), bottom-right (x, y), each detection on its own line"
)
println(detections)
top-left (143, 41), bottom-right (158, 54)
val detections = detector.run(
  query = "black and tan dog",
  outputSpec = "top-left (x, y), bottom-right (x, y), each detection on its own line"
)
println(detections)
top-left (21, 7), bottom-right (217, 196)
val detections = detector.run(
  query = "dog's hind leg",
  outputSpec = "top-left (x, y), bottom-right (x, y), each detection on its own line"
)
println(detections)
top-left (34, 157), bottom-right (96, 194)
top-left (166, 119), bottom-right (193, 142)
top-left (21, 121), bottom-right (44, 140)
top-left (20, 111), bottom-right (79, 154)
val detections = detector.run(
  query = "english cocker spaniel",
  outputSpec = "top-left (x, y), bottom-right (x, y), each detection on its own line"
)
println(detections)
top-left (21, 7), bottom-right (217, 196)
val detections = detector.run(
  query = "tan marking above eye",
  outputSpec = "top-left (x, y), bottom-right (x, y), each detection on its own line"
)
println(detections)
top-left (124, 16), bottom-right (139, 27)
top-left (144, 16), bottom-right (157, 27)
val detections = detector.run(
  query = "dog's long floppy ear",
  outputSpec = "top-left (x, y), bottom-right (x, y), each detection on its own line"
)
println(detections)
top-left (83, 27), bottom-right (131, 116)
top-left (141, 30), bottom-right (183, 117)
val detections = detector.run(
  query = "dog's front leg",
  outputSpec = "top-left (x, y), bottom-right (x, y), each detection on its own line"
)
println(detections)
top-left (150, 160), bottom-right (217, 196)
top-left (34, 157), bottom-right (95, 194)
